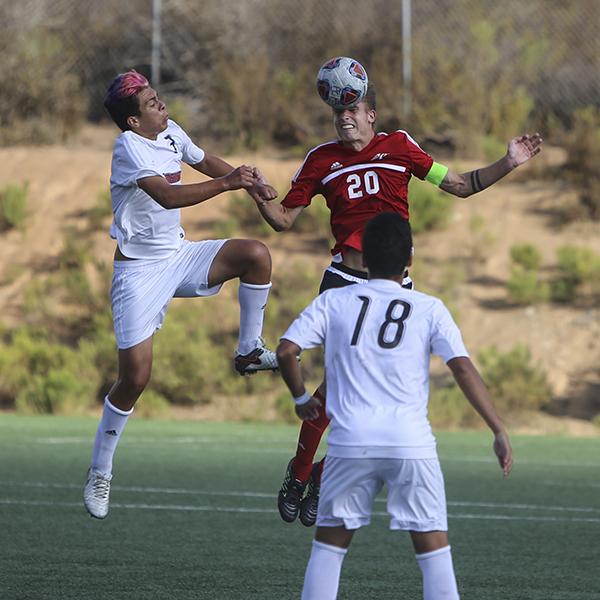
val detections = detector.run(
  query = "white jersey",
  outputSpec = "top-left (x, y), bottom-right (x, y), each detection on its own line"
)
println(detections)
top-left (109, 119), bottom-right (205, 259)
top-left (281, 278), bottom-right (468, 459)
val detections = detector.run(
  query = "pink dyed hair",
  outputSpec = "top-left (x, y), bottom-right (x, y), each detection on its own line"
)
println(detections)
top-left (105, 70), bottom-right (149, 102)
top-left (104, 70), bottom-right (150, 131)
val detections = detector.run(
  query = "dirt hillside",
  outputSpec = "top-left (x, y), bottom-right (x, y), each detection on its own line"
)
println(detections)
top-left (0, 125), bottom-right (598, 434)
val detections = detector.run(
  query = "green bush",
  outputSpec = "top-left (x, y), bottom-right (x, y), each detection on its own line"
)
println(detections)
top-left (214, 193), bottom-right (276, 239)
top-left (408, 178), bottom-right (453, 234)
top-left (289, 195), bottom-right (332, 243)
top-left (477, 345), bottom-right (551, 412)
top-left (0, 31), bottom-right (86, 144)
top-left (510, 243), bottom-right (542, 271)
top-left (0, 327), bottom-right (100, 413)
top-left (274, 391), bottom-right (298, 424)
top-left (428, 381), bottom-right (480, 428)
top-left (563, 106), bottom-right (600, 219)
top-left (507, 266), bottom-right (549, 305)
top-left (134, 390), bottom-right (171, 419)
top-left (551, 245), bottom-right (600, 303)
top-left (87, 190), bottom-right (112, 231)
top-left (0, 182), bottom-right (28, 231)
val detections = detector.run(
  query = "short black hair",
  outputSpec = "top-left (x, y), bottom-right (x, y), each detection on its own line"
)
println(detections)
top-left (362, 213), bottom-right (412, 277)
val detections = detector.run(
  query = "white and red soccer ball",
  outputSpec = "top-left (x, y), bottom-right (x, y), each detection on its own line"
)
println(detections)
top-left (316, 56), bottom-right (369, 110)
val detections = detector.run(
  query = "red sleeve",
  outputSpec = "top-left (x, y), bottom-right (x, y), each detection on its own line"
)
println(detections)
top-left (281, 152), bottom-right (321, 208)
top-left (402, 131), bottom-right (434, 180)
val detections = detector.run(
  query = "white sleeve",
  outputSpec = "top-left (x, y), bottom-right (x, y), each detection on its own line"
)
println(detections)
top-left (430, 300), bottom-right (469, 362)
top-left (114, 136), bottom-right (163, 186)
top-left (171, 121), bottom-right (205, 165)
top-left (280, 295), bottom-right (328, 350)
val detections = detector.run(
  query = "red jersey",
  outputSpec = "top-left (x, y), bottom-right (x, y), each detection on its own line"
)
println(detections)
top-left (282, 130), bottom-right (434, 256)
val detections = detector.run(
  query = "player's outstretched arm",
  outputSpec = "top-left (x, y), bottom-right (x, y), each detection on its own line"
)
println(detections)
top-left (138, 164), bottom-right (257, 209)
top-left (439, 132), bottom-right (543, 198)
top-left (447, 356), bottom-right (513, 476)
top-left (276, 339), bottom-right (321, 420)
top-left (253, 197), bottom-right (304, 232)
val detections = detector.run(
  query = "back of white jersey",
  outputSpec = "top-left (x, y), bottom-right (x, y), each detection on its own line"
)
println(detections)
top-left (281, 278), bottom-right (468, 458)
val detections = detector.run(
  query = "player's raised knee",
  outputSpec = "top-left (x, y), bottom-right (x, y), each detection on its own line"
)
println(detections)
top-left (245, 239), bottom-right (271, 268)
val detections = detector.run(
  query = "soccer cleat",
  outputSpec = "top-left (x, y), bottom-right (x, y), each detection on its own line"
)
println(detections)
top-left (83, 468), bottom-right (112, 519)
top-left (299, 462), bottom-right (321, 527)
top-left (234, 338), bottom-right (278, 376)
top-left (277, 458), bottom-right (307, 523)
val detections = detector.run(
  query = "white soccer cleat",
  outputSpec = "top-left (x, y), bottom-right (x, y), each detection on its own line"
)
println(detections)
top-left (83, 468), bottom-right (112, 519)
top-left (234, 338), bottom-right (279, 375)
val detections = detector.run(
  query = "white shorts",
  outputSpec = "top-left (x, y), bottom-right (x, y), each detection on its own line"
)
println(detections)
top-left (111, 239), bottom-right (227, 349)
top-left (317, 456), bottom-right (448, 532)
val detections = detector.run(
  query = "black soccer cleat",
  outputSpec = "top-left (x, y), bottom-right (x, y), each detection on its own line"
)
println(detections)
top-left (299, 462), bottom-right (321, 527)
top-left (277, 458), bottom-right (307, 523)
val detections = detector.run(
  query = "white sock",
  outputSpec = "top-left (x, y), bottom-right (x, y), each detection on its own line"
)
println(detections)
top-left (301, 540), bottom-right (348, 600)
top-left (90, 396), bottom-right (133, 476)
top-left (237, 281), bottom-right (271, 355)
top-left (416, 545), bottom-right (460, 600)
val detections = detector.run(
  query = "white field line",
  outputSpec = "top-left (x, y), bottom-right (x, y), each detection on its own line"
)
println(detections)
top-left (1, 498), bottom-right (600, 524)
top-left (2, 481), bottom-right (600, 514)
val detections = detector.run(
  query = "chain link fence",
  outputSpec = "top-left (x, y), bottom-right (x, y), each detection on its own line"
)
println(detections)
top-left (1, 0), bottom-right (599, 149)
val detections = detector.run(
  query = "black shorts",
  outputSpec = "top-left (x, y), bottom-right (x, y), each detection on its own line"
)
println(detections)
top-left (318, 263), bottom-right (413, 295)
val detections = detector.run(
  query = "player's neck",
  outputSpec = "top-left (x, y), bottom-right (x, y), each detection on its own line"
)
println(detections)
top-left (341, 131), bottom-right (375, 152)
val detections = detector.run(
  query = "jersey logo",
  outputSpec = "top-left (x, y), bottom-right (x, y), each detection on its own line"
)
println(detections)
top-left (371, 153), bottom-right (389, 160)
top-left (165, 134), bottom-right (178, 153)
top-left (330, 161), bottom-right (343, 170)
top-left (164, 171), bottom-right (181, 184)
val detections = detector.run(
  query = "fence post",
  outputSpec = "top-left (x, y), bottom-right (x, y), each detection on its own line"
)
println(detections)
top-left (401, 0), bottom-right (412, 119)
top-left (151, 0), bottom-right (162, 88)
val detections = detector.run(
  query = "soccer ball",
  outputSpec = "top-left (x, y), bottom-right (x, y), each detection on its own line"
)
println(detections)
top-left (316, 57), bottom-right (368, 110)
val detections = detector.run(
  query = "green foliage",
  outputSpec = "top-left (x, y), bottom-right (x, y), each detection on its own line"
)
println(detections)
top-left (0, 182), bottom-right (28, 231)
top-left (162, 97), bottom-right (189, 131)
top-left (551, 245), bottom-right (600, 303)
top-left (214, 193), bottom-right (332, 251)
top-left (510, 243), bottom-right (542, 271)
top-left (0, 327), bottom-right (99, 414)
top-left (408, 179), bottom-right (453, 234)
top-left (214, 193), bottom-right (275, 239)
top-left (563, 106), bottom-right (600, 219)
top-left (87, 190), bottom-right (112, 231)
top-left (477, 345), bottom-right (551, 412)
top-left (482, 135), bottom-right (507, 164)
top-left (507, 266), bottom-right (549, 305)
top-left (555, 245), bottom-right (600, 285)
top-left (134, 390), bottom-right (171, 419)
top-left (428, 381), bottom-right (480, 428)
top-left (288, 195), bottom-right (331, 242)
top-left (274, 391), bottom-right (298, 424)
top-left (506, 244), bottom-right (548, 305)
top-left (0, 31), bottom-right (86, 144)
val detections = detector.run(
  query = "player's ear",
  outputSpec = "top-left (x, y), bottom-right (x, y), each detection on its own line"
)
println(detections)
top-left (367, 109), bottom-right (376, 124)
top-left (127, 115), bottom-right (139, 130)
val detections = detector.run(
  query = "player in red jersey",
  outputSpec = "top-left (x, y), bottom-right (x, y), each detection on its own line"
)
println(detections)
top-left (255, 85), bottom-right (542, 526)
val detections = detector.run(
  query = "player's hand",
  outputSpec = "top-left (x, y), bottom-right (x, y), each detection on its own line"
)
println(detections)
top-left (295, 396), bottom-right (322, 421)
top-left (507, 133), bottom-right (543, 168)
top-left (247, 183), bottom-right (278, 204)
top-left (224, 165), bottom-right (256, 190)
top-left (493, 430), bottom-right (513, 477)
top-left (252, 167), bottom-right (268, 185)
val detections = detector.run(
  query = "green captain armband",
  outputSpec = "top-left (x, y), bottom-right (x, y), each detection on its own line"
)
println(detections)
top-left (425, 162), bottom-right (449, 187)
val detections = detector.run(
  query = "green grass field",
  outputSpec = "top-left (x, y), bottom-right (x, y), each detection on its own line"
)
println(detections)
top-left (1, 415), bottom-right (599, 600)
